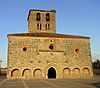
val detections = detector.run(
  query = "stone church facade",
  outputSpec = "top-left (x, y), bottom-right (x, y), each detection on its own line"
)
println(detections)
top-left (7, 9), bottom-right (93, 79)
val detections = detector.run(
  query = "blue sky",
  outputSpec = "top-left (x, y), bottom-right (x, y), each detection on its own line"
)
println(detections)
top-left (0, 0), bottom-right (100, 67)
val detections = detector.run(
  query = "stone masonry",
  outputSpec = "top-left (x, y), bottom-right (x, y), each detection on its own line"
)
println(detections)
top-left (7, 9), bottom-right (93, 79)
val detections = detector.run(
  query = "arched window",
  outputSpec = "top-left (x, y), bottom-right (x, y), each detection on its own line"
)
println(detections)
top-left (46, 13), bottom-right (50, 21)
top-left (48, 24), bottom-right (50, 30)
top-left (36, 13), bottom-right (41, 21)
top-left (40, 24), bottom-right (42, 30)
top-left (45, 24), bottom-right (47, 30)
top-left (45, 24), bottom-right (50, 30)
top-left (37, 23), bottom-right (42, 30)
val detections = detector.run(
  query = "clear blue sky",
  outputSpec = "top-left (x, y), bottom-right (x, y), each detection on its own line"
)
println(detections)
top-left (0, 0), bottom-right (100, 67)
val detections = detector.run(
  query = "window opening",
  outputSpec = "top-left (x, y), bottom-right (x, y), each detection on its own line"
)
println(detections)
top-left (48, 24), bottom-right (50, 30)
top-left (37, 23), bottom-right (39, 30)
top-left (40, 24), bottom-right (41, 30)
top-left (36, 13), bottom-right (41, 21)
top-left (49, 44), bottom-right (54, 50)
top-left (46, 13), bottom-right (50, 21)
top-left (23, 47), bottom-right (27, 51)
top-left (45, 24), bottom-right (47, 30)
top-left (75, 49), bottom-right (79, 53)
top-left (45, 24), bottom-right (50, 30)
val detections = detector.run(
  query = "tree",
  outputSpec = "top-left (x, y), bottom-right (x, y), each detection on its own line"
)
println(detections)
top-left (92, 59), bottom-right (100, 69)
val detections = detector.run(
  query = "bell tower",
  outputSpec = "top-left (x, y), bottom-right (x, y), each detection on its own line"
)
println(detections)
top-left (27, 9), bottom-right (56, 33)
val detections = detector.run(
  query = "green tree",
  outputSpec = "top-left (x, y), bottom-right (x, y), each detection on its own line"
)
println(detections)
top-left (92, 59), bottom-right (100, 69)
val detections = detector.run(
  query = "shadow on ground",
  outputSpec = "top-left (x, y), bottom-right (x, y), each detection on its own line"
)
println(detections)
top-left (91, 81), bottom-right (100, 88)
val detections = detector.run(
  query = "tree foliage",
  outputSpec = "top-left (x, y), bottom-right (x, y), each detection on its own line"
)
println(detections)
top-left (92, 59), bottom-right (100, 69)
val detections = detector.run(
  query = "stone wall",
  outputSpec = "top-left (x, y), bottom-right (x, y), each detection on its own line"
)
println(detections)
top-left (7, 36), bottom-right (93, 79)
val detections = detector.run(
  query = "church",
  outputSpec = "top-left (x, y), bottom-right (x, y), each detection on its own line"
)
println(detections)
top-left (7, 9), bottom-right (93, 79)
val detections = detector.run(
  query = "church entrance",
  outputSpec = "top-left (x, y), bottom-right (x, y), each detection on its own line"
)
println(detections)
top-left (48, 67), bottom-right (56, 78)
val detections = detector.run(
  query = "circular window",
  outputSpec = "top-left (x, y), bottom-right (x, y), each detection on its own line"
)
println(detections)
top-left (75, 49), bottom-right (79, 53)
top-left (49, 44), bottom-right (54, 50)
top-left (23, 47), bottom-right (27, 51)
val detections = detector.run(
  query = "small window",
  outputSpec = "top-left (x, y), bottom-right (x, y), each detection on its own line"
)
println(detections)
top-left (40, 24), bottom-right (42, 30)
top-left (48, 24), bottom-right (50, 30)
top-left (75, 49), bottom-right (79, 53)
top-left (45, 24), bottom-right (47, 30)
top-left (37, 23), bottom-right (42, 30)
top-left (23, 47), bottom-right (27, 51)
top-left (49, 44), bottom-right (54, 50)
top-left (46, 13), bottom-right (50, 21)
top-left (36, 13), bottom-right (41, 21)
top-left (45, 24), bottom-right (50, 30)
top-left (37, 23), bottom-right (39, 30)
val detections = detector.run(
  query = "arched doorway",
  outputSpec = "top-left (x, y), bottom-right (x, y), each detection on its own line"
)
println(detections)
top-left (48, 67), bottom-right (56, 78)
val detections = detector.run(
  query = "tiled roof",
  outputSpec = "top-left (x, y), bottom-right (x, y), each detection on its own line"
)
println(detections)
top-left (7, 33), bottom-right (90, 39)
